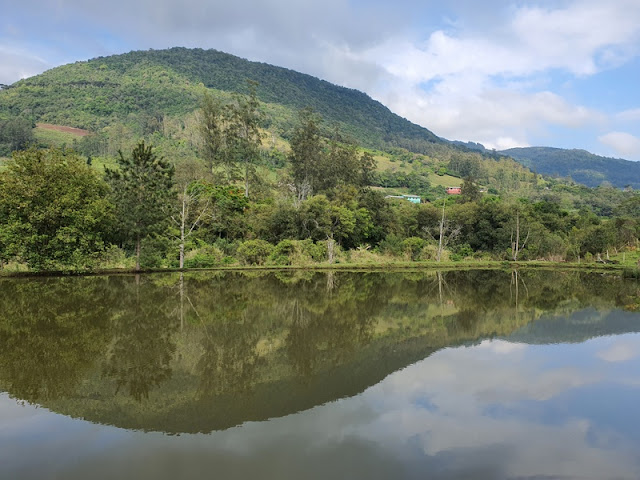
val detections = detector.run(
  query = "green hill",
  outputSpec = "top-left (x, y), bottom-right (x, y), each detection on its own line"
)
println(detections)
top-left (0, 47), bottom-right (443, 153)
top-left (501, 146), bottom-right (640, 189)
top-left (4, 47), bottom-right (634, 198)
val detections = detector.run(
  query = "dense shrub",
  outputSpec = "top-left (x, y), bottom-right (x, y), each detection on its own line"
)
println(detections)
top-left (237, 239), bottom-right (275, 265)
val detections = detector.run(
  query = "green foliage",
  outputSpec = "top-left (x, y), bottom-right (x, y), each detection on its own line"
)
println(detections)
top-left (105, 141), bottom-right (175, 269)
top-left (236, 239), bottom-right (274, 265)
top-left (0, 117), bottom-right (34, 156)
top-left (269, 239), bottom-right (296, 265)
top-left (299, 195), bottom-right (356, 245)
top-left (503, 146), bottom-right (640, 189)
top-left (183, 245), bottom-right (224, 268)
top-left (402, 237), bottom-right (427, 261)
top-left (460, 176), bottom-right (481, 203)
top-left (0, 147), bottom-right (113, 270)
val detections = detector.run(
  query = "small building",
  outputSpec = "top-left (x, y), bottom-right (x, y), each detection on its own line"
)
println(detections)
top-left (446, 187), bottom-right (461, 195)
top-left (385, 194), bottom-right (422, 204)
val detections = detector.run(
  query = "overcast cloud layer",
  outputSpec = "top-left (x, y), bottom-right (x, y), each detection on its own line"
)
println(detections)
top-left (2, 0), bottom-right (640, 159)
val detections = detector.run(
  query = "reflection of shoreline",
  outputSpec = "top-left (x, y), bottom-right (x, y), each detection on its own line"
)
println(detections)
top-left (0, 270), bottom-right (638, 433)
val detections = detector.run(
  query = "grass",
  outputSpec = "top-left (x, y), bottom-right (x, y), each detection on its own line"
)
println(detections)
top-left (3, 256), bottom-right (638, 279)
top-left (427, 172), bottom-right (462, 188)
top-left (34, 126), bottom-right (84, 147)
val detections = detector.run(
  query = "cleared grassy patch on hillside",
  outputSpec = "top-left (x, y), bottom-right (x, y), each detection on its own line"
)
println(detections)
top-left (34, 124), bottom-right (88, 147)
top-left (429, 172), bottom-right (462, 188)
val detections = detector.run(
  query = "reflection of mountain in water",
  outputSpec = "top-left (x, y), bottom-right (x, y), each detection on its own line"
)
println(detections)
top-left (0, 270), bottom-right (638, 433)
top-left (506, 307), bottom-right (640, 345)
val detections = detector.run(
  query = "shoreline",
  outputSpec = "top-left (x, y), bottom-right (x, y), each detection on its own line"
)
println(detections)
top-left (0, 260), bottom-right (636, 279)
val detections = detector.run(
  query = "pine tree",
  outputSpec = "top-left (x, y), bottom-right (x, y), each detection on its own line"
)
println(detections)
top-left (106, 141), bottom-right (175, 271)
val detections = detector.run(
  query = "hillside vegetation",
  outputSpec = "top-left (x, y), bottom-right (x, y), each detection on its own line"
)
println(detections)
top-left (0, 47), bottom-right (443, 153)
top-left (501, 146), bottom-right (640, 189)
top-left (0, 48), bottom-right (639, 273)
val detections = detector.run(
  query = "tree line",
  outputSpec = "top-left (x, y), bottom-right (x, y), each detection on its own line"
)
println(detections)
top-left (1, 90), bottom-right (639, 272)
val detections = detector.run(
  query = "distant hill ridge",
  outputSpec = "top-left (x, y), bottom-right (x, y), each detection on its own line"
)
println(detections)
top-left (501, 146), bottom-right (640, 189)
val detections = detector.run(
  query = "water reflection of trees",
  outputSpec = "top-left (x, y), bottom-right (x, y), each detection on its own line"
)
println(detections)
top-left (285, 273), bottom-right (382, 379)
top-left (0, 270), bottom-right (638, 410)
top-left (0, 277), bottom-right (114, 402)
top-left (102, 276), bottom-right (178, 402)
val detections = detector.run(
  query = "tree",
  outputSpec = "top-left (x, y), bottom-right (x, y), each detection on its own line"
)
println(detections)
top-left (106, 141), bottom-right (175, 271)
top-left (171, 159), bottom-right (211, 269)
top-left (0, 147), bottom-right (113, 270)
top-left (510, 207), bottom-right (530, 261)
top-left (226, 81), bottom-right (263, 198)
top-left (460, 176), bottom-right (481, 203)
top-left (198, 92), bottom-right (227, 175)
top-left (359, 151), bottom-right (377, 187)
top-left (288, 107), bottom-right (323, 203)
top-left (300, 195), bottom-right (356, 263)
top-left (198, 83), bottom-right (263, 198)
top-left (434, 198), bottom-right (461, 262)
top-left (0, 117), bottom-right (34, 156)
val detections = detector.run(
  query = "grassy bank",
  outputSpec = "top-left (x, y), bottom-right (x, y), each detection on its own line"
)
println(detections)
top-left (1, 257), bottom-right (638, 279)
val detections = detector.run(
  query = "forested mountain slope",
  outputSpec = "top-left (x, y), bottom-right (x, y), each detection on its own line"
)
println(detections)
top-left (501, 147), bottom-right (640, 189)
top-left (0, 47), bottom-right (443, 152)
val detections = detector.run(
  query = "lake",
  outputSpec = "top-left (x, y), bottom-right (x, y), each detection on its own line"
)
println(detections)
top-left (1, 269), bottom-right (640, 479)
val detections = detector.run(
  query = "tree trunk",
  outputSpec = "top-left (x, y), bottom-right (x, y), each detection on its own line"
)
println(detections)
top-left (180, 192), bottom-right (186, 269)
top-left (511, 211), bottom-right (520, 261)
top-left (135, 234), bottom-right (141, 271)
top-left (327, 234), bottom-right (335, 264)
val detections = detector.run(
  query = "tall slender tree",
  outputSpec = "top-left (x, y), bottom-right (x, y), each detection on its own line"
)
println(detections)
top-left (106, 141), bottom-right (175, 271)
top-left (199, 92), bottom-right (227, 175)
top-left (288, 107), bottom-right (323, 203)
top-left (227, 81), bottom-right (263, 198)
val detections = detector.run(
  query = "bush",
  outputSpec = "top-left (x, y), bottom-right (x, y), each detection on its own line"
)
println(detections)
top-left (378, 234), bottom-right (404, 257)
top-left (419, 244), bottom-right (439, 261)
top-left (269, 239), bottom-right (296, 265)
top-left (450, 243), bottom-right (474, 261)
top-left (296, 239), bottom-right (327, 263)
top-left (184, 245), bottom-right (224, 268)
top-left (97, 245), bottom-right (132, 269)
top-left (237, 239), bottom-right (275, 265)
top-left (139, 235), bottom-right (169, 268)
top-left (402, 237), bottom-right (427, 261)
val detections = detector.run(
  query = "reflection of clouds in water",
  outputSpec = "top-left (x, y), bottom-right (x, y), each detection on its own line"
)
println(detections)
top-left (3, 338), bottom-right (640, 479)
top-left (476, 339), bottom-right (528, 355)
top-left (346, 338), bottom-right (640, 479)
top-left (221, 337), bottom-right (640, 479)
top-left (597, 337), bottom-right (640, 363)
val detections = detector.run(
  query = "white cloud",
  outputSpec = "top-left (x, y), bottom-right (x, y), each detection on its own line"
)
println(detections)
top-left (617, 108), bottom-right (640, 122)
top-left (598, 132), bottom-right (640, 159)
top-left (0, 47), bottom-right (50, 85)
top-left (597, 338), bottom-right (640, 362)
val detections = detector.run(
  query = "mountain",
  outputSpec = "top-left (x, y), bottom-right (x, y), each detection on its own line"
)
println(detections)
top-left (0, 47), bottom-right (443, 153)
top-left (501, 146), bottom-right (640, 189)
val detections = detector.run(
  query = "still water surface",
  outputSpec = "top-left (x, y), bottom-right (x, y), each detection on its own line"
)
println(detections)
top-left (1, 270), bottom-right (640, 479)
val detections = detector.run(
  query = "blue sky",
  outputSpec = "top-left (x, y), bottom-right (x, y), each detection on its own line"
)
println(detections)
top-left (2, 0), bottom-right (639, 160)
